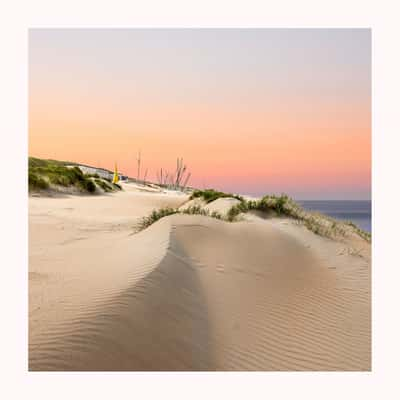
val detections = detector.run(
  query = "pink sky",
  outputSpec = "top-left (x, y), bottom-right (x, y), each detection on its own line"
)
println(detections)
top-left (29, 29), bottom-right (371, 199)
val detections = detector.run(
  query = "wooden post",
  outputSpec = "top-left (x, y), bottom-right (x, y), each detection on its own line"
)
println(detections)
top-left (137, 151), bottom-right (141, 182)
top-left (183, 172), bottom-right (191, 190)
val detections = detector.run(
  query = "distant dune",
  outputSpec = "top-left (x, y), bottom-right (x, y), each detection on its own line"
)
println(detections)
top-left (29, 182), bottom-right (370, 370)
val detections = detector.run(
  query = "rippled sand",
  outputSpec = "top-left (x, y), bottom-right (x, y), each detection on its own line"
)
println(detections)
top-left (29, 184), bottom-right (370, 370)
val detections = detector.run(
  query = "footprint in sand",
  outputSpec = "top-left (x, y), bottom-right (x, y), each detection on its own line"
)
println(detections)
top-left (216, 264), bottom-right (225, 273)
top-left (188, 256), bottom-right (206, 268)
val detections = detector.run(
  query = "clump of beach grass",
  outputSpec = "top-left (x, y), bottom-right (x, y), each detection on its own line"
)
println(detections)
top-left (137, 205), bottom-right (224, 231)
top-left (345, 221), bottom-right (371, 242)
top-left (190, 189), bottom-right (244, 203)
top-left (226, 194), bottom-right (297, 221)
top-left (94, 178), bottom-right (122, 193)
top-left (138, 207), bottom-right (179, 230)
top-left (86, 172), bottom-right (100, 179)
top-left (181, 205), bottom-right (223, 219)
top-left (29, 171), bottom-right (49, 191)
top-left (94, 178), bottom-right (113, 192)
top-left (155, 157), bottom-right (192, 191)
top-left (77, 177), bottom-right (96, 193)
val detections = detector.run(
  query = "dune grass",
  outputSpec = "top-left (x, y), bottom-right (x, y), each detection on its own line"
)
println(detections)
top-left (139, 193), bottom-right (370, 242)
top-left (29, 158), bottom-right (95, 193)
top-left (138, 207), bottom-right (178, 230)
top-left (29, 157), bottom-right (369, 242)
top-left (190, 189), bottom-right (244, 203)
top-left (29, 171), bottom-right (49, 191)
top-left (137, 205), bottom-right (223, 231)
top-left (28, 157), bottom-right (120, 194)
top-left (345, 221), bottom-right (371, 242)
top-left (181, 205), bottom-right (223, 220)
top-left (226, 194), bottom-right (299, 221)
top-left (226, 194), bottom-right (370, 242)
top-left (94, 178), bottom-right (115, 192)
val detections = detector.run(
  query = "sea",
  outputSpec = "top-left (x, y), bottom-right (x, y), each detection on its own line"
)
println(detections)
top-left (297, 200), bottom-right (371, 233)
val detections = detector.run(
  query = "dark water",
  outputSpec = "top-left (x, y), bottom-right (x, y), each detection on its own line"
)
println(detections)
top-left (297, 200), bottom-right (371, 233)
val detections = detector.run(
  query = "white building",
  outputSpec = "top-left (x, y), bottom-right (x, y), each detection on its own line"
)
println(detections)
top-left (67, 164), bottom-right (129, 182)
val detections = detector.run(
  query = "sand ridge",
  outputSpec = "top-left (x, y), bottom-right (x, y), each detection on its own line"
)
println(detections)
top-left (29, 183), bottom-right (370, 370)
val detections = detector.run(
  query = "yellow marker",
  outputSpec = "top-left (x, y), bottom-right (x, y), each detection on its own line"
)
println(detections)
top-left (112, 162), bottom-right (119, 184)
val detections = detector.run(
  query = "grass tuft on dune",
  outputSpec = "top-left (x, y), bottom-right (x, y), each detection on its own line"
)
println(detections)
top-left (190, 188), bottom-right (244, 203)
top-left (345, 221), bottom-right (371, 242)
top-left (227, 194), bottom-right (304, 221)
top-left (137, 205), bottom-right (223, 231)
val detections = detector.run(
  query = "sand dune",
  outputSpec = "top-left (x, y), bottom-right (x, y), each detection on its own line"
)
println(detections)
top-left (29, 183), bottom-right (370, 370)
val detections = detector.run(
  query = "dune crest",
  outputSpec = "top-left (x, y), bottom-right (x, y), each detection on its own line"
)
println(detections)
top-left (29, 184), bottom-right (370, 370)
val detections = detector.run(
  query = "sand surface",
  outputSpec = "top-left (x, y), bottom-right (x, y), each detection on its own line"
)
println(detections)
top-left (29, 183), bottom-right (370, 370)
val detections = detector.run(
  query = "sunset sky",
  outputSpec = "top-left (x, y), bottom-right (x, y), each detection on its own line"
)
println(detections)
top-left (29, 29), bottom-right (371, 200)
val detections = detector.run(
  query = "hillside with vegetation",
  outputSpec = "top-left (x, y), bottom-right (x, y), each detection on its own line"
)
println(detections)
top-left (28, 157), bottom-right (121, 194)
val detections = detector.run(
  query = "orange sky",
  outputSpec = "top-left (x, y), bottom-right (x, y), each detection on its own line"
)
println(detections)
top-left (29, 29), bottom-right (371, 199)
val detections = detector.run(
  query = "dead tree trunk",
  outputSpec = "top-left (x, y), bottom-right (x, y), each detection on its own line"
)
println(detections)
top-left (137, 151), bottom-right (141, 182)
top-left (143, 168), bottom-right (148, 185)
top-left (182, 172), bottom-right (191, 191)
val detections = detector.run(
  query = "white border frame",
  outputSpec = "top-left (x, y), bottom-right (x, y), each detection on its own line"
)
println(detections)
top-left (1, 1), bottom-right (400, 399)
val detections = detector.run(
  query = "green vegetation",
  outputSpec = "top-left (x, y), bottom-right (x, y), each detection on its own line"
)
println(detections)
top-left (78, 178), bottom-right (96, 193)
top-left (28, 157), bottom-right (121, 194)
top-left (29, 171), bottom-right (49, 191)
top-left (29, 157), bottom-right (370, 243)
top-left (93, 179), bottom-right (121, 193)
top-left (28, 157), bottom-right (78, 168)
top-left (190, 189), bottom-right (243, 203)
top-left (29, 157), bottom-right (91, 192)
top-left (137, 205), bottom-right (223, 231)
top-left (137, 193), bottom-right (370, 242)
top-left (85, 173), bottom-right (100, 179)
top-left (138, 207), bottom-right (179, 230)
top-left (345, 221), bottom-right (371, 242)
top-left (180, 205), bottom-right (223, 219)
top-left (226, 194), bottom-right (370, 241)
top-left (226, 194), bottom-right (298, 222)
top-left (94, 178), bottom-right (114, 192)
top-left (228, 194), bottom-right (329, 232)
